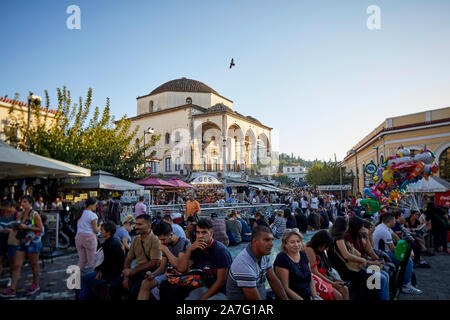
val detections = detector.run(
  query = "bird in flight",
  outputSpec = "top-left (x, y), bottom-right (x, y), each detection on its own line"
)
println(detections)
top-left (229, 58), bottom-right (235, 69)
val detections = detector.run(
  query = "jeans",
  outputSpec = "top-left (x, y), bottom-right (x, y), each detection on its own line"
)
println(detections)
top-left (185, 286), bottom-right (227, 300)
top-left (387, 251), bottom-right (413, 286)
top-left (78, 271), bottom-right (106, 300)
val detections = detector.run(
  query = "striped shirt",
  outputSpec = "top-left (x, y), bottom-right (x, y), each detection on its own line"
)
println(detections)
top-left (226, 244), bottom-right (271, 300)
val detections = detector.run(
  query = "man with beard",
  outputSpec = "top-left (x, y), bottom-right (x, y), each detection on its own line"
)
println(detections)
top-left (122, 214), bottom-right (161, 300)
top-left (226, 225), bottom-right (288, 300)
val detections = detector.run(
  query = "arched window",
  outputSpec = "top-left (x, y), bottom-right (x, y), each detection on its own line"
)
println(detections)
top-left (186, 97), bottom-right (192, 104)
top-left (149, 100), bottom-right (153, 113)
top-left (165, 133), bottom-right (170, 144)
top-left (175, 131), bottom-right (181, 143)
top-left (379, 155), bottom-right (385, 165)
top-left (439, 147), bottom-right (450, 181)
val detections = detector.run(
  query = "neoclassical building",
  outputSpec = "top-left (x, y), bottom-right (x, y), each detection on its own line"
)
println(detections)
top-left (126, 78), bottom-right (273, 178)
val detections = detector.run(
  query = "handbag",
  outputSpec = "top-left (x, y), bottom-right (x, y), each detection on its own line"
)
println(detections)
top-left (94, 248), bottom-right (104, 268)
top-left (334, 242), bottom-right (363, 272)
top-left (165, 268), bottom-right (204, 287)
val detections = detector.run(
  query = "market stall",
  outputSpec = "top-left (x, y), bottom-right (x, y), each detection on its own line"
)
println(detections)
top-left (190, 175), bottom-right (224, 203)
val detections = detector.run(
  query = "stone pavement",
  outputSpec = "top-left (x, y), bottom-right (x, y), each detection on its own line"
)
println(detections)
top-left (0, 244), bottom-right (448, 300)
top-left (401, 251), bottom-right (450, 300)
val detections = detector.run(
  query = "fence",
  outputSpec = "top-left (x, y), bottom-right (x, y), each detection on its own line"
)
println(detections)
top-left (120, 203), bottom-right (286, 222)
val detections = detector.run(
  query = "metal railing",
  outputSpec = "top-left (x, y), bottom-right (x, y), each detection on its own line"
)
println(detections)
top-left (146, 203), bottom-right (285, 220)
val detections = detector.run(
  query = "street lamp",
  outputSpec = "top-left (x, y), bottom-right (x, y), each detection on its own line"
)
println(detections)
top-left (27, 92), bottom-right (42, 152)
top-left (350, 149), bottom-right (359, 195)
top-left (143, 127), bottom-right (154, 173)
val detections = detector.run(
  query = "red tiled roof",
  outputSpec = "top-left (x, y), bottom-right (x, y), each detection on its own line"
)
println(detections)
top-left (0, 96), bottom-right (57, 114)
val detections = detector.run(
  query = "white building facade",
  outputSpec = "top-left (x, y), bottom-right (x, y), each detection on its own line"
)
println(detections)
top-left (127, 78), bottom-right (273, 178)
top-left (282, 165), bottom-right (307, 183)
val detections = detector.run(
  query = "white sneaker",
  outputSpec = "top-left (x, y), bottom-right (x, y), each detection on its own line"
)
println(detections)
top-left (401, 285), bottom-right (422, 295)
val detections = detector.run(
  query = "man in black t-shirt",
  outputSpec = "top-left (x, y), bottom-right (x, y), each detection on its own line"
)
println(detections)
top-left (176, 218), bottom-right (232, 300)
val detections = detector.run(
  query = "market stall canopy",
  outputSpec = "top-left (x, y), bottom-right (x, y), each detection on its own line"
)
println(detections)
top-left (0, 141), bottom-right (90, 179)
top-left (406, 176), bottom-right (450, 193)
top-left (190, 175), bottom-right (222, 185)
top-left (167, 177), bottom-right (196, 188)
top-left (249, 183), bottom-right (275, 192)
top-left (135, 176), bottom-right (174, 188)
top-left (65, 170), bottom-right (143, 191)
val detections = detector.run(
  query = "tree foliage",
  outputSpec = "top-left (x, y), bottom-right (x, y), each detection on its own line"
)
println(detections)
top-left (5, 87), bottom-right (160, 181)
top-left (305, 162), bottom-right (352, 187)
top-left (272, 174), bottom-right (292, 186)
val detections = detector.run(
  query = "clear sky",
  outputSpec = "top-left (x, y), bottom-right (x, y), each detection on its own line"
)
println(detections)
top-left (1, 0), bottom-right (449, 161)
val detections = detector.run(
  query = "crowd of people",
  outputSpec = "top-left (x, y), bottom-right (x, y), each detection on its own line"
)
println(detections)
top-left (0, 188), bottom-right (448, 300)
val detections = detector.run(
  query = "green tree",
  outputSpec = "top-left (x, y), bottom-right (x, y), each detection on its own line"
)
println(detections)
top-left (6, 87), bottom-right (160, 181)
top-left (272, 174), bottom-right (292, 186)
top-left (305, 162), bottom-right (352, 187)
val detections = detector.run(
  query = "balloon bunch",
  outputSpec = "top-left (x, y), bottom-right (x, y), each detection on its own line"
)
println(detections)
top-left (362, 146), bottom-right (438, 214)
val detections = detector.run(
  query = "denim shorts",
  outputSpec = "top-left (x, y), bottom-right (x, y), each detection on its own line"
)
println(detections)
top-left (13, 241), bottom-right (42, 255)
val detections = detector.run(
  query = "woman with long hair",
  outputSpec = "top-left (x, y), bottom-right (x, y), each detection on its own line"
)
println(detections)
top-left (327, 216), bottom-right (377, 300)
top-left (75, 198), bottom-right (100, 272)
top-left (305, 230), bottom-right (349, 300)
top-left (0, 196), bottom-right (43, 298)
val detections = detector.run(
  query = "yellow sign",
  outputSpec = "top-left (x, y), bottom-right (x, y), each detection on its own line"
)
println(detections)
top-left (112, 192), bottom-right (119, 197)
top-left (74, 197), bottom-right (81, 202)
top-left (65, 195), bottom-right (74, 201)
top-left (79, 193), bottom-right (88, 200)
top-left (89, 191), bottom-right (98, 197)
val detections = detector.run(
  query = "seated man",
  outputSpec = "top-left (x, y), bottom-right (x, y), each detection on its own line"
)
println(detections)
top-left (162, 214), bottom-right (186, 239)
top-left (173, 218), bottom-right (232, 300)
top-left (137, 221), bottom-right (190, 300)
top-left (226, 210), bottom-right (242, 246)
top-left (373, 213), bottom-right (422, 295)
top-left (78, 222), bottom-right (125, 300)
top-left (391, 210), bottom-right (429, 268)
top-left (226, 225), bottom-right (289, 300)
top-left (210, 213), bottom-right (229, 247)
top-left (122, 214), bottom-right (161, 300)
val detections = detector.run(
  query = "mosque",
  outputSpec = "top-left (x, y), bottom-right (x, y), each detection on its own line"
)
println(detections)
top-left (126, 78), bottom-right (274, 181)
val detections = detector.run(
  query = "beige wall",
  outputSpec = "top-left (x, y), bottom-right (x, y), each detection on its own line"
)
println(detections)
top-left (137, 92), bottom-right (233, 116)
top-left (0, 101), bottom-right (56, 142)
top-left (344, 123), bottom-right (450, 194)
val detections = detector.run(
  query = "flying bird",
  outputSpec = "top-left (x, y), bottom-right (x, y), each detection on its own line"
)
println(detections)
top-left (229, 58), bottom-right (235, 69)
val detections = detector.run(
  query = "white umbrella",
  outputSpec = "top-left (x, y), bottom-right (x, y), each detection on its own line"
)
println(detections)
top-left (0, 141), bottom-right (90, 179)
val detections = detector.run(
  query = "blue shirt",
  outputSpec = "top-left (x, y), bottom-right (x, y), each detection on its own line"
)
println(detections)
top-left (237, 217), bottom-right (251, 235)
top-left (171, 223), bottom-right (186, 239)
top-left (190, 239), bottom-right (232, 292)
top-left (114, 227), bottom-right (131, 245)
top-left (274, 251), bottom-right (311, 300)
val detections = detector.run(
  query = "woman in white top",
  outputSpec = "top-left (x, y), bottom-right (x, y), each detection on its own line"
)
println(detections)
top-left (75, 198), bottom-right (100, 271)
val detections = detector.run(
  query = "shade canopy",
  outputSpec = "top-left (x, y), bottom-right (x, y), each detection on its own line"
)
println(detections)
top-left (0, 141), bottom-right (90, 179)
top-left (190, 175), bottom-right (222, 185)
top-left (406, 176), bottom-right (450, 193)
top-left (135, 176), bottom-right (174, 188)
top-left (65, 170), bottom-right (143, 191)
top-left (167, 177), bottom-right (195, 189)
